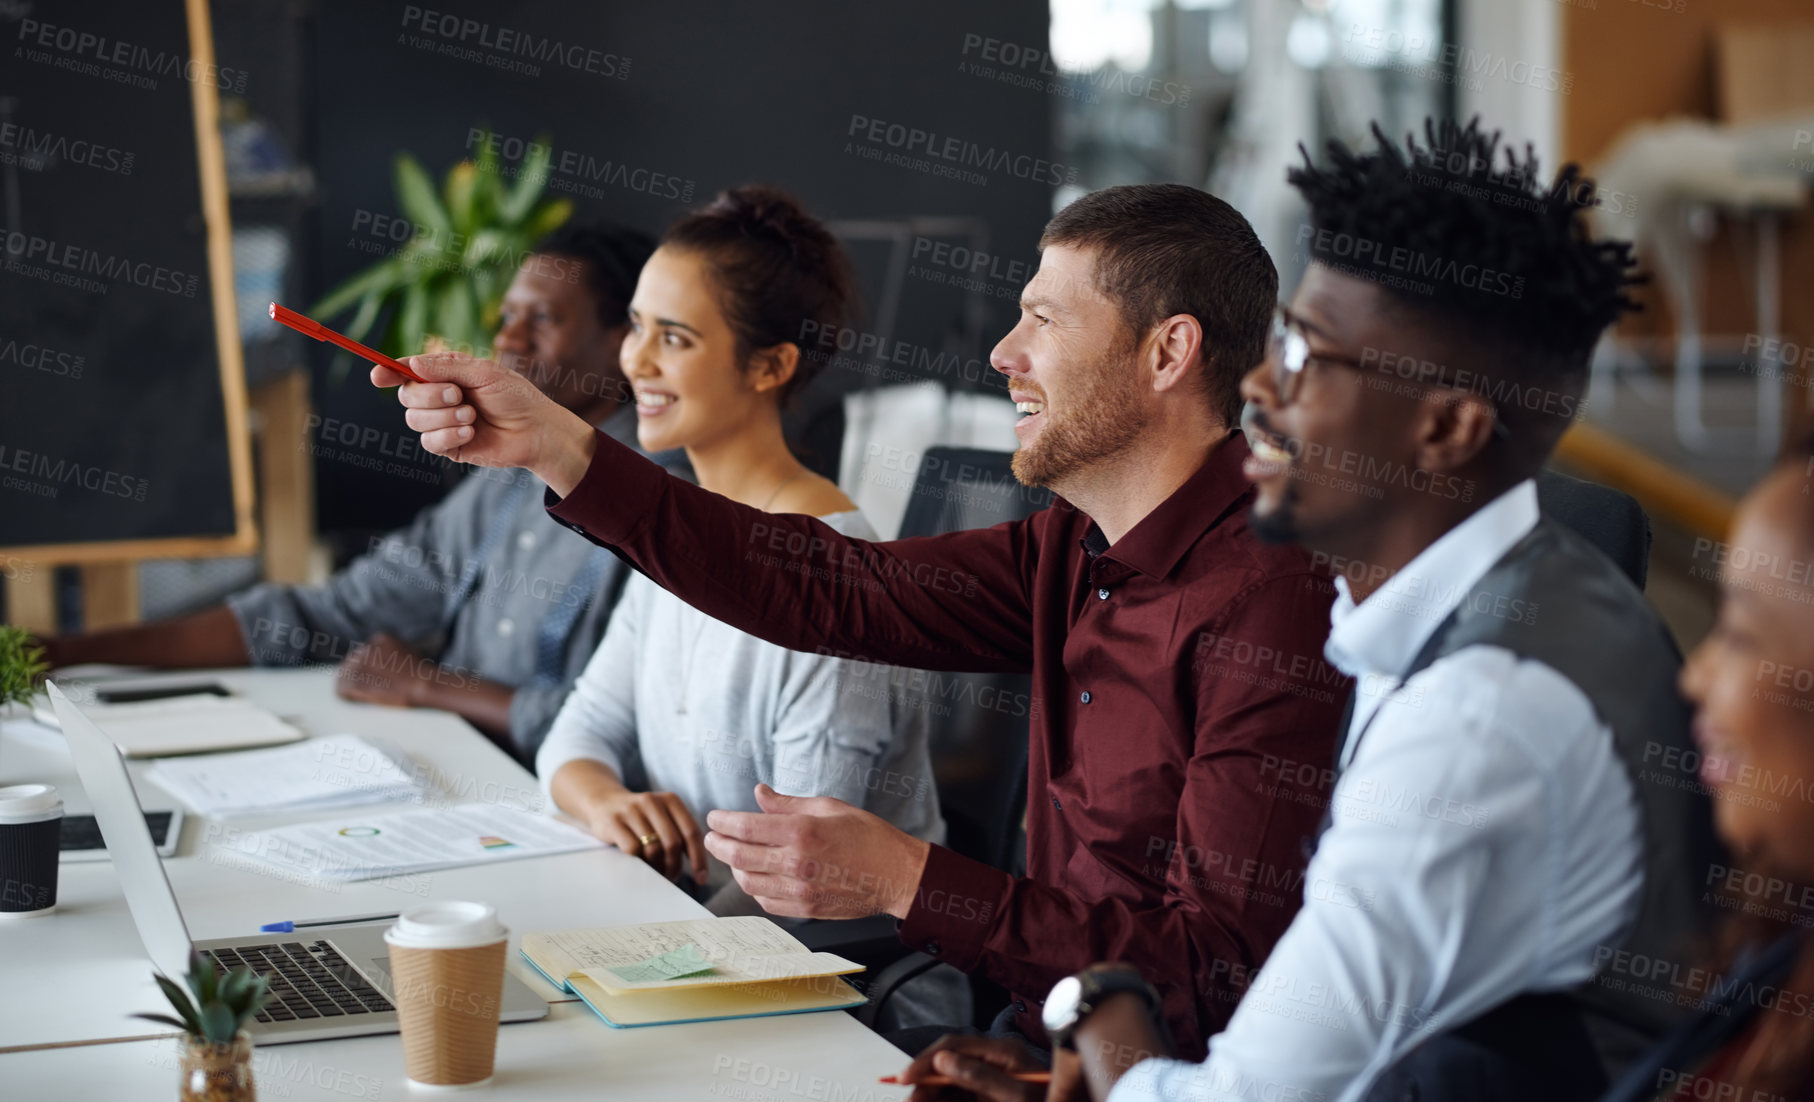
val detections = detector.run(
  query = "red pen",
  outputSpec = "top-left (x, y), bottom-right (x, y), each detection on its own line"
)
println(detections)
top-left (879, 1072), bottom-right (1052, 1087)
top-left (269, 302), bottom-right (427, 383)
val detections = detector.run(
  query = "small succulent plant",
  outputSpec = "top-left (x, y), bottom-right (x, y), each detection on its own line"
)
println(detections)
top-left (135, 951), bottom-right (273, 1045)
top-left (0, 626), bottom-right (49, 709)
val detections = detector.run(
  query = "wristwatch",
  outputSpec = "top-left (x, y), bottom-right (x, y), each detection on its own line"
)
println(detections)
top-left (1042, 963), bottom-right (1163, 1051)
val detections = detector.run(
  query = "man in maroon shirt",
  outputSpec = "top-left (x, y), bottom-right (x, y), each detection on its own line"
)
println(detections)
top-left (377, 184), bottom-right (1346, 1060)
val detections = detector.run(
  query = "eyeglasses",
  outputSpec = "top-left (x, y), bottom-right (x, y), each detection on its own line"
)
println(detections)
top-left (1265, 305), bottom-right (1511, 440)
top-left (1266, 305), bottom-right (1370, 405)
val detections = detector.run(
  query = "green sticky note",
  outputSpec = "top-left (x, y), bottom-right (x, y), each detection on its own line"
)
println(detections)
top-left (607, 943), bottom-right (716, 985)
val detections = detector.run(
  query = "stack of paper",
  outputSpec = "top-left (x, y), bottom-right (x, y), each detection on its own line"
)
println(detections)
top-left (216, 803), bottom-right (602, 881)
top-left (148, 735), bottom-right (424, 817)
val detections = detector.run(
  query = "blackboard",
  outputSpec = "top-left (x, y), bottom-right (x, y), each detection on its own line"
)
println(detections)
top-left (0, 0), bottom-right (254, 562)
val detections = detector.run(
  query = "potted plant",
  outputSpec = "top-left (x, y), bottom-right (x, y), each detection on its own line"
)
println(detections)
top-left (0, 626), bottom-right (49, 717)
top-left (310, 126), bottom-right (572, 378)
top-left (135, 951), bottom-right (272, 1102)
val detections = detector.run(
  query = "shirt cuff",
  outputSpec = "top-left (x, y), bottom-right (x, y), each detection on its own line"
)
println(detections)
top-left (544, 431), bottom-right (667, 548)
top-left (1106, 1057), bottom-right (1184, 1102)
top-left (897, 844), bottom-right (1011, 973)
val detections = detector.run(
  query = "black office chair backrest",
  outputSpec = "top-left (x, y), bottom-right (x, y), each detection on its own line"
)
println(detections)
top-left (1536, 469), bottom-right (1652, 591)
top-left (900, 447), bottom-right (1050, 875)
top-left (899, 446), bottom-right (1055, 546)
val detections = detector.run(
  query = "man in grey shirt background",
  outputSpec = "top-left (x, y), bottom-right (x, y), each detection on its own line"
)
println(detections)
top-left (39, 223), bottom-right (688, 763)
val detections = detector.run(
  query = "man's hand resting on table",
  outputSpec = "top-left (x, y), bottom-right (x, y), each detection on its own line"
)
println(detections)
top-left (896, 1036), bottom-right (1084, 1102)
top-left (703, 784), bottom-right (931, 919)
top-left (373, 353), bottom-right (598, 497)
top-left (334, 632), bottom-right (436, 706)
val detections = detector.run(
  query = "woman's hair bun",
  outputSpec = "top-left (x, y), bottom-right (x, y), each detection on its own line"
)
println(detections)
top-left (663, 185), bottom-right (857, 405)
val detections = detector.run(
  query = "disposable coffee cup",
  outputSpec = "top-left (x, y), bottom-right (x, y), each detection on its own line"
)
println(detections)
top-left (384, 902), bottom-right (509, 1091)
top-left (0, 784), bottom-right (62, 919)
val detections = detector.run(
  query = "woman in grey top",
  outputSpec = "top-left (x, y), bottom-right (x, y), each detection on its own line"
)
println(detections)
top-left (537, 188), bottom-right (948, 914)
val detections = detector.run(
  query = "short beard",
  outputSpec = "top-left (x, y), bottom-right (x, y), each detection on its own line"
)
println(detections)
top-left (1010, 338), bottom-right (1147, 489)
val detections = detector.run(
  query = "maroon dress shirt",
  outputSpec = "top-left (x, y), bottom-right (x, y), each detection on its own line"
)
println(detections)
top-left (547, 429), bottom-right (1345, 1059)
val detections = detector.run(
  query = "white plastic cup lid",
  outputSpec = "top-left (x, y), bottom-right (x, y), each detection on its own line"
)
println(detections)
top-left (0, 784), bottom-right (62, 825)
top-left (384, 901), bottom-right (506, 950)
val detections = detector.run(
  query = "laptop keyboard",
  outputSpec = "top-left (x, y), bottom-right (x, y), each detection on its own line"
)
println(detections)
top-left (205, 940), bottom-right (395, 1023)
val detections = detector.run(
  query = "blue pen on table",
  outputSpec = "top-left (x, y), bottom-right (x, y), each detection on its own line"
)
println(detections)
top-left (261, 912), bottom-right (400, 933)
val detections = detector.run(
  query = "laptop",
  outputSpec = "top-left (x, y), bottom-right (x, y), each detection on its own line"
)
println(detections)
top-left (49, 681), bottom-right (549, 1044)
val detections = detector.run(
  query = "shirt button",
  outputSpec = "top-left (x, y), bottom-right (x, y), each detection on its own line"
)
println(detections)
top-left (1013, 999), bottom-right (1028, 1014)
top-left (517, 530), bottom-right (537, 550)
top-left (1079, 690), bottom-right (1091, 704)
top-left (497, 618), bottom-right (516, 637)
top-left (1050, 795), bottom-right (1062, 811)
top-left (1097, 587), bottom-right (1110, 600)
top-left (924, 940), bottom-right (942, 956)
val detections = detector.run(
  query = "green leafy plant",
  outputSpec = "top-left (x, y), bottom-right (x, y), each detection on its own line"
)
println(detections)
top-left (310, 127), bottom-right (572, 375)
top-left (0, 626), bottom-right (49, 708)
top-left (134, 951), bottom-right (272, 1045)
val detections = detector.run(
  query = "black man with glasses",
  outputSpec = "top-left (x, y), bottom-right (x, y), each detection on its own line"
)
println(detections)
top-left (907, 121), bottom-right (1718, 1102)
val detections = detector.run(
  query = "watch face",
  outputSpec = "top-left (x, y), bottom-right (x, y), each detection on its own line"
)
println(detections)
top-left (1043, 975), bottom-right (1084, 1033)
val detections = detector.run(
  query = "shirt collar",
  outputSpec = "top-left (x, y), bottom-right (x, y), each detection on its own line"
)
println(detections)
top-left (1077, 431), bottom-right (1254, 578)
top-left (1325, 479), bottom-right (1540, 680)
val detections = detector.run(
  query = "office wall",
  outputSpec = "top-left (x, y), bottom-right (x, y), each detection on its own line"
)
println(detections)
top-left (1563, 0), bottom-right (1814, 385)
top-left (302, 0), bottom-right (1053, 530)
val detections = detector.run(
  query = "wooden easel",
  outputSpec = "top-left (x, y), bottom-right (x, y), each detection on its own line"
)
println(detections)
top-left (4, 370), bottom-right (316, 634)
top-left (0, 0), bottom-right (286, 634)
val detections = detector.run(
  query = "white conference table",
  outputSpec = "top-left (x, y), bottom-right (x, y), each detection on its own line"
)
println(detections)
top-left (0, 667), bottom-right (914, 1099)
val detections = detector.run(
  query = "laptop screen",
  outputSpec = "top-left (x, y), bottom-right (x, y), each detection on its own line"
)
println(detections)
top-left (49, 682), bottom-right (196, 979)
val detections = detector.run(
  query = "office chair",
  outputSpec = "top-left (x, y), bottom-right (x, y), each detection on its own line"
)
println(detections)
top-left (1536, 468), bottom-right (1653, 591)
top-left (797, 447), bottom-right (1048, 1029)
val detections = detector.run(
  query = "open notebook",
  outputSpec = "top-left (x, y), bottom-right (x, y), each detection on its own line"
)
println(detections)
top-left (521, 916), bottom-right (867, 1027)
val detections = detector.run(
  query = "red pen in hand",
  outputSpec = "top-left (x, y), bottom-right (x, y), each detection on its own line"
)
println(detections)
top-left (879, 1072), bottom-right (1052, 1087)
top-left (268, 302), bottom-right (427, 383)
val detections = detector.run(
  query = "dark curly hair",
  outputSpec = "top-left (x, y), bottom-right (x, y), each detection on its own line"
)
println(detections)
top-left (532, 222), bottom-right (656, 329)
top-left (661, 185), bottom-right (857, 406)
top-left (1289, 118), bottom-right (1644, 456)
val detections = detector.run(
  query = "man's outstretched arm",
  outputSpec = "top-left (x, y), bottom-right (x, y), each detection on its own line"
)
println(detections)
top-left (379, 352), bottom-right (1043, 673)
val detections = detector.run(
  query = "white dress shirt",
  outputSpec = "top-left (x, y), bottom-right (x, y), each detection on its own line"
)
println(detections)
top-left (1109, 480), bottom-right (1642, 1102)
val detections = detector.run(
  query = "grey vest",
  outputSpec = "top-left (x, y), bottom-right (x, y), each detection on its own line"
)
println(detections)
top-left (1378, 518), bottom-right (1724, 1075)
